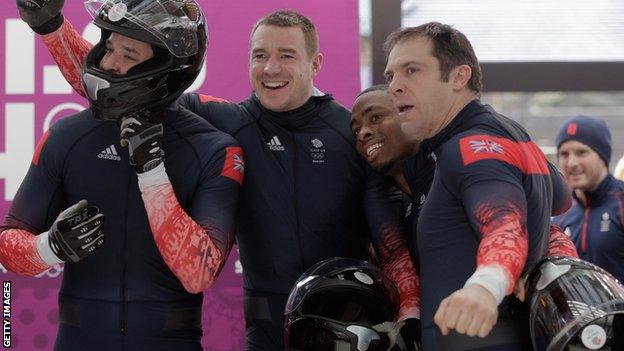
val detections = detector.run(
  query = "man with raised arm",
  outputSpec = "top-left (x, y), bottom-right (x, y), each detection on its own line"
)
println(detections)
top-left (3, 1), bottom-right (242, 349)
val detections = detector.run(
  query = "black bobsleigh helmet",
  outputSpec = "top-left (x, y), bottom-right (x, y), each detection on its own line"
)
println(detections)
top-left (284, 257), bottom-right (403, 351)
top-left (81, 0), bottom-right (207, 121)
top-left (525, 256), bottom-right (624, 351)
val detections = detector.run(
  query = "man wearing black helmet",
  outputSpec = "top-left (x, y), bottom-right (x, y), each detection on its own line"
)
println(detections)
top-left (20, 2), bottom-right (421, 350)
top-left (0, 1), bottom-right (242, 350)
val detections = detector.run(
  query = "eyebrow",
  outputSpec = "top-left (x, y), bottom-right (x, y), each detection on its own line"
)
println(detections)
top-left (278, 48), bottom-right (297, 55)
top-left (106, 39), bottom-right (140, 55)
top-left (384, 60), bottom-right (422, 77)
top-left (122, 46), bottom-right (140, 55)
top-left (350, 104), bottom-right (386, 127)
top-left (362, 105), bottom-right (377, 115)
top-left (251, 47), bottom-right (298, 55)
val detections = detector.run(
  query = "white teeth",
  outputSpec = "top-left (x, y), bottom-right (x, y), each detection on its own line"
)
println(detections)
top-left (366, 143), bottom-right (383, 157)
top-left (263, 82), bottom-right (287, 88)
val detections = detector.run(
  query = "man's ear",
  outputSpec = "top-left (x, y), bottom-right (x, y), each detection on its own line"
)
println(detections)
top-left (312, 53), bottom-right (323, 75)
top-left (452, 64), bottom-right (472, 91)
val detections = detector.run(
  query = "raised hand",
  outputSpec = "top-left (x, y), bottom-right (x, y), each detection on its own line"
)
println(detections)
top-left (16, 0), bottom-right (65, 34)
top-left (119, 112), bottom-right (165, 174)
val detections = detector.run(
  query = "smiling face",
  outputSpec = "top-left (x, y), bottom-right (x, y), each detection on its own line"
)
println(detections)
top-left (558, 140), bottom-right (609, 192)
top-left (249, 25), bottom-right (323, 112)
top-left (99, 32), bottom-right (154, 75)
top-left (351, 89), bottom-right (417, 173)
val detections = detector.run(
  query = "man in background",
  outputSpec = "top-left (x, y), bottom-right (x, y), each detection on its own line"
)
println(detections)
top-left (554, 115), bottom-right (624, 283)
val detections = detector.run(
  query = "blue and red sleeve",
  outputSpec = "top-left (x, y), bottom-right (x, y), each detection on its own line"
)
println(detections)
top-left (0, 128), bottom-right (65, 275)
top-left (137, 143), bottom-right (243, 293)
top-left (547, 224), bottom-right (578, 258)
top-left (42, 20), bottom-right (92, 98)
top-left (440, 134), bottom-right (553, 297)
top-left (362, 165), bottom-right (420, 318)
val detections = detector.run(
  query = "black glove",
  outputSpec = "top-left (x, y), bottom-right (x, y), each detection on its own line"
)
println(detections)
top-left (120, 112), bottom-right (165, 174)
top-left (16, 0), bottom-right (65, 35)
top-left (398, 318), bottom-right (421, 351)
top-left (47, 200), bottom-right (105, 263)
top-left (373, 318), bottom-right (421, 351)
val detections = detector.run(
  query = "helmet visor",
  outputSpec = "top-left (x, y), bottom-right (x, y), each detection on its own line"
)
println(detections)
top-left (528, 258), bottom-right (624, 350)
top-left (84, 0), bottom-right (200, 57)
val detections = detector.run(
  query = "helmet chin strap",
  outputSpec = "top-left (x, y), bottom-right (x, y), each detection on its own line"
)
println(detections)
top-left (83, 73), bottom-right (111, 101)
top-left (372, 321), bottom-right (409, 351)
top-left (345, 325), bottom-right (381, 351)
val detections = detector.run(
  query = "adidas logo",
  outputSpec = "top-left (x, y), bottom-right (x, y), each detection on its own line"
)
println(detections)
top-left (267, 136), bottom-right (285, 151)
top-left (98, 145), bottom-right (121, 161)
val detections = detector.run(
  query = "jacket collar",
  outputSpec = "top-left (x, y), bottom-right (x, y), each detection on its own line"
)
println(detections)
top-left (420, 99), bottom-right (484, 155)
top-left (247, 88), bottom-right (333, 130)
top-left (574, 174), bottom-right (615, 207)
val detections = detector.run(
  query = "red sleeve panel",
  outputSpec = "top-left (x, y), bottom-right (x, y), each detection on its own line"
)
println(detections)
top-left (459, 135), bottom-right (549, 175)
top-left (0, 125), bottom-right (66, 277)
top-left (42, 20), bottom-right (93, 98)
top-left (198, 94), bottom-right (229, 104)
top-left (472, 200), bottom-right (528, 294)
top-left (377, 224), bottom-right (421, 318)
top-left (0, 228), bottom-right (49, 276)
top-left (140, 180), bottom-right (228, 294)
top-left (547, 224), bottom-right (579, 258)
top-left (454, 134), bottom-right (552, 294)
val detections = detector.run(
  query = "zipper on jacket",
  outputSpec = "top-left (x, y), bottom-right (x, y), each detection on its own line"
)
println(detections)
top-left (293, 139), bottom-right (306, 268)
top-left (119, 175), bottom-right (131, 346)
top-left (580, 198), bottom-right (591, 254)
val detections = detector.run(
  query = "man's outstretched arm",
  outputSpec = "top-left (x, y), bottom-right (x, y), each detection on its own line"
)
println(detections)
top-left (17, 0), bottom-right (92, 97)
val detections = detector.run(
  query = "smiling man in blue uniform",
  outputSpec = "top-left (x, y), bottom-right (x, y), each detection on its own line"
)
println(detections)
top-left (553, 115), bottom-right (624, 283)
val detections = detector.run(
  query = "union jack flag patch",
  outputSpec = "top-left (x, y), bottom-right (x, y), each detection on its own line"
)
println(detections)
top-left (459, 134), bottom-right (549, 175)
top-left (232, 154), bottom-right (244, 172)
top-left (221, 146), bottom-right (244, 185)
top-left (469, 139), bottom-right (505, 154)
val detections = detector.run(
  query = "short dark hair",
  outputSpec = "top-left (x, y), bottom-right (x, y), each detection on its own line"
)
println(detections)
top-left (252, 10), bottom-right (319, 58)
top-left (383, 22), bottom-right (482, 94)
top-left (357, 84), bottom-right (389, 98)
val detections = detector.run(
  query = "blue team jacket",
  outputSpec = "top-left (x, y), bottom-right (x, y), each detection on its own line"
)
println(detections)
top-left (1, 105), bottom-right (240, 350)
top-left (554, 174), bottom-right (624, 283)
top-left (178, 93), bottom-right (406, 350)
